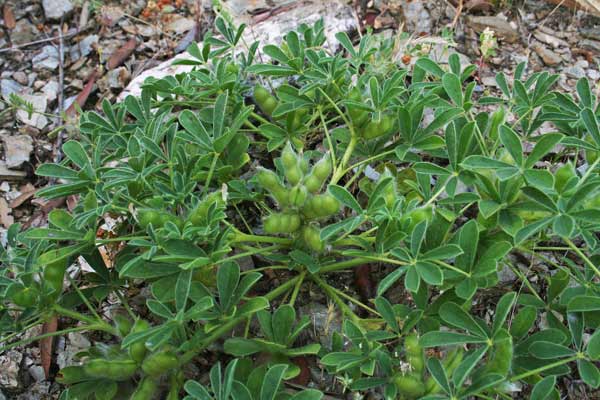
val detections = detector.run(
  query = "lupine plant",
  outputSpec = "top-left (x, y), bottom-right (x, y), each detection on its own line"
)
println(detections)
top-left (2, 17), bottom-right (600, 399)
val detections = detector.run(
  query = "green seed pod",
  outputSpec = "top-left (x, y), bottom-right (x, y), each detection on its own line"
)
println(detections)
top-left (285, 165), bottom-right (303, 186)
top-left (304, 175), bottom-right (322, 194)
top-left (84, 359), bottom-right (137, 381)
top-left (289, 185), bottom-right (308, 207)
top-left (138, 209), bottom-right (162, 230)
top-left (303, 226), bottom-right (324, 253)
top-left (130, 377), bottom-right (159, 400)
top-left (301, 198), bottom-right (318, 219)
top-left (312, 154), bottom-right (332, 180)
top-left (56, 366), bottom-right (89, 385)
top-left (271, 186), bottom-right (289, 207)
top-left (299, 157), bottom-right (309, 174)
top-left (129, 320), bottom-right (150, 363)
top-left (281, 143), bottom-right (298, 169)
top-left (141, 349), bottom-right (179, 377)
top-left (402, 206), bottom-right (433, 231)
top-left (319, 194), bottom-right (340, 216)
top-left (114, 313), bottom-right (133, 337)
top-left (264, 214), bottom-right (284, 234)
top-left (254, 85), bottom-right (277, 116)
top-left (404, 334), bottom-right (424, 374)
top-left (393, 373), bottom-right (425, 399)
top-left (257, 168), bottom-right (281, 191)
top-left (286, 213), bottom-right (301, 232)
top-left (363, 115), bottom-right (394, 139)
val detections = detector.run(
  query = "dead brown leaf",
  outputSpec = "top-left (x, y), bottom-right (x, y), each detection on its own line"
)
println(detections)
top-left (41, 316), bottom-right (58, 379)
top-left (9, 183), bottom-right (36, 208)
top-left (106, 38), bottom-right (137, 70)
top-left (0, 197), bottom-right (13, 228)
top-left (3, 3), bottom-right (16, 30)
top-left (66, 70), bottom-right (97, 117)
top-left (546, 0), bottom-right (600, 16)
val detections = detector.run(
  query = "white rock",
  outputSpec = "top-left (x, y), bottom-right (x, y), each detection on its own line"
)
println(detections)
top-left (0, 79), bottom-right (24, 101)
top-left (28, 365), bottom-right (46, 382)
top-left (564, 65), bottom-right (586, 79)
top-left (404, 0), bottom-right (431, 34)
top-left (165, 16), bottom-right (195, 35)
top-left (2, 135), bottom-right (34, 167)
top-left (587, 69), bottom-right (600, 81)
top-left (67, 332), bottom-right (91, 349)
top-left (42, 0), bottom-right (74, 20)
top-left (32, 45), bottom-right (59, 70)
top-left (42, 81), bottom-right (59, 103)
top-left (120, 0), bottom-right (356, 99)
top-left (0, 350), bottom-right (21, 389)
top-left (15, 94), bottom-right (48, 129)
top-left (70, 35), bottom-right (98, 61)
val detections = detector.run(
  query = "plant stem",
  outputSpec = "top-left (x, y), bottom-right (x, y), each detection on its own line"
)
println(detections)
top-left (179, 275), bottom-right (301, 365)
top-left (331, 134), bottom-right (357, 184)
top-left (510, 356), bottom-right (578, 382)
top-left (203, 152), bottom-right (220, 196)
top-left (231, 232), bottom-right (292, 245)
top-left (312, 274), bottom-right (361, 325)
top-left (319, 257), bottom-right (379, 273)
top-left (319, 108), bottom-right (337, 168)
top-left (0, 325), bottom-right (103, 353)
top-left (563, 237), bottom-right (600, 279)
top-left (432, 259), bottom-right (470, 277)
top-left (289, 271), bottom-right (306, 307)
top-left (326, 283), bottom-right (380, 316)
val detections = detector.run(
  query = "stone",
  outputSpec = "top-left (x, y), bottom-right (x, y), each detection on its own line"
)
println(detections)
top-left (467, 15), bottom-right (519, 43)
top-left (42, 0), bottom-right (74, 20)
top-left (11, 19), bottom-right (39, 44)
top-left (28, 366), bottom-right (46, 382)
top-left (42, 80), bottom-right (59, 103)
top-left (588, 69), bottom-right (600, 81)
top-left (15, 94), bottom-right (48, 129)
top-left (121, 0), bottom-right (356, 99)
top-left (99, 5), bottom-right (124, 27)
top-left (106, 67), bottom-right (131, 89)
top-left (12, 72), bottom-right (27, 85)
top-left (404, 0), bottom-right (431, 34)
top-left (564, 65), bottom-right (586, 79)
top-left (32, 45), bottom-right (59, 70)
top-left (532, 43), bottom-right (562, 66)
top-left (428, 43), bottom-right (471, 66)
top-left (0, 350), bottom-right (21, 390)
top-left (0, 79), bottom-right (24, 101)
top-left (165, 16), bottom-right (195, 35)
top-left (580, 39), bottom-right (600, 52)
top-left (70, 34), bottom-right (98, 61)
top-left (67, 332), bottom-right (91, 349)
top-left (533, 31), bottom-right (568, 48)
top-left (2, 135), bottom-right (34, 168)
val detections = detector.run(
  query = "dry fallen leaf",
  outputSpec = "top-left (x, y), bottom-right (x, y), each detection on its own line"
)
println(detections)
top-left (66, 70), bottom-right (97, 116)
top-left (107, 38), bottom-right (137, 70)
top-left (9, 183), bottom-right (36, 208)
top-left (546, 0), bottom-right (600, 16)
top-left (41, 316), bottom-right (58, 379)
top-left (0, 197), bottom-right (14, 228)
top-left (3, 3), bottom-right (16, 30)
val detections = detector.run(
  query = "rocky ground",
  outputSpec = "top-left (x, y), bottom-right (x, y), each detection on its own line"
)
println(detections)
top-left (1, 0), bottom-right (600, 398)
